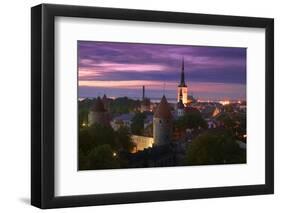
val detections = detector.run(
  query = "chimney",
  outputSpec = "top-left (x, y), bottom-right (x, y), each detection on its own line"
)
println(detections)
top-left (142, 85), bottom-right (145, 100)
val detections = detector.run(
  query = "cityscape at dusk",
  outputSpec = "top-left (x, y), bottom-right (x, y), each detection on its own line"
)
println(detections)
top-left (78, 41), bottom-right (246, 101)
top-left (78, 41), bottom-right (247, 170)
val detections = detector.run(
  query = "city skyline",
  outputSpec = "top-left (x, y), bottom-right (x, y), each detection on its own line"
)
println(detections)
top-left (78, 41), bottom-right (246, 101)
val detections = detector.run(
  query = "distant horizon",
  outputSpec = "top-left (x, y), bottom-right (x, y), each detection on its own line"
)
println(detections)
top-left (78, 41), bottom-right (246, 101)
top-left (79, 95), bottom-right (246, 103)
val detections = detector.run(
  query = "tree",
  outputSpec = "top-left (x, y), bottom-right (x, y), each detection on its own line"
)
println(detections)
top-left (88, 124), bottom-right (116, 148)
top-left (88, 144), bottom-right (120, 169)
top-left (78, 98), bottom-right (95, 127)
top-left (185, 129), bottom-right (246, 165)
top-left (115, 126), bottom-right (134, 152)
top-left (78, 108), bottom-right (89, 127)
top-left (78, 124), bottom-right (135, 170)
top-left (78, 124), bottom-right (116, 170)
top-left (78, 148), bottom-right (90, 170)
top-left (109, 97), bottom-right (139, 114)
top-left (131, 112), bottom-right (146, 135)
top-left (174, 110), bottom-right (207, 131)
top-left (216, 112), bottom-right (246, 142)
top-left (144, 123), bottom-right (153, 137)
top-left (216, 113), bottom-right (236, 129)
top-left (79, 128), bottom-right (94, 156)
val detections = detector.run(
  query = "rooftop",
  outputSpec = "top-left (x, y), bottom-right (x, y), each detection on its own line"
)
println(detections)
top-left (154, 96), bottom-right (172, 119)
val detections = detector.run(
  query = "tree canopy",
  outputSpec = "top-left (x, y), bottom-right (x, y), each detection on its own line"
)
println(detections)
top-left (78, 124), bottom-right (134, 170)
top-left (87, 144), bottom-right (120, 169)
top-left (185, 129), bottom-right (246, 165)
top-left (115, 126), bottom-right (134, 152)
top-left (109, 97), bottom-right (139, 114)
top-left (78, 97), bottom-right (140, 124)
top-left (216, 112), bottom-right (246, 142)
top-left (131, 112), bottom-right (146, 135)
top-left (174, 110), bottom-right (207, 131)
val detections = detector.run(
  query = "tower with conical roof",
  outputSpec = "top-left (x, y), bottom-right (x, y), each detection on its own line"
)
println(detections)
top-left (88, 96), bottom-right (109, 126)
top-left (102, 94), bottom-right (109, 111)
top-left (177, 58), bottom-right (189, 105)
top-left (153, 95), bottom-right (172, 146)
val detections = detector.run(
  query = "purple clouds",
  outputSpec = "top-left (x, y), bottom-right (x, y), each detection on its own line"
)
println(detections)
top-left (78, 41), bottom-right (246, 100)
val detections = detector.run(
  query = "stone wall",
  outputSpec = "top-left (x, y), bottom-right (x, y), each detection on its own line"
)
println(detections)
top-left (153, 117), bottom-right (172, 146)
top-left (131, 135), bottom-right (154, 152)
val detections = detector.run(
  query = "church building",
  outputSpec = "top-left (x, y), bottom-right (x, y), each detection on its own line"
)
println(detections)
top-left (177, 58), bottom-right (190, 105)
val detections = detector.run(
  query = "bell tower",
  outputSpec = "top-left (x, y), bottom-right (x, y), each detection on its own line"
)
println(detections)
top-left (177, 58), bottom-right (189, 105)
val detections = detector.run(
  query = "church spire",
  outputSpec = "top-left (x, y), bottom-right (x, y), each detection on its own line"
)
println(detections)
top-left (179, 57), bottom-right (186, 87)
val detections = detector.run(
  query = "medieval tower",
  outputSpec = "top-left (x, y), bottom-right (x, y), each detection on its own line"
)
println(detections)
top-left (88, 96), bottom-right (109, 126)
top-left (153, 95), bottom-right (173, 146)
top-left (102, 94), bottom-right (109, 111)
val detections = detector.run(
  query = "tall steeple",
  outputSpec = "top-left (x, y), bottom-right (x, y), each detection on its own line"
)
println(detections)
top-left (179, 57), bottom-right (186, 87)
top-left (177, 57), bottom-right (189, 105)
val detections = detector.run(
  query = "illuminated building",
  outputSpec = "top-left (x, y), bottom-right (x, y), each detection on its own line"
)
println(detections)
top-left (177, 58), bottom-right (190, 105)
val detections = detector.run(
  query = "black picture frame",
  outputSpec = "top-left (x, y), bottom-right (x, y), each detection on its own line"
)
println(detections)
top-left (31, 3), bottom-right (274, 209)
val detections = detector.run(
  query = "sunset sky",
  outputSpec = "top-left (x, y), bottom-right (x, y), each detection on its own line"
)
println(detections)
top-left (78, 41), bottom-right (246, 101)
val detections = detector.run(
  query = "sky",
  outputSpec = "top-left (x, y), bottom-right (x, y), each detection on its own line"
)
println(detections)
top-left (78, 41), bottom-right (246, 101)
